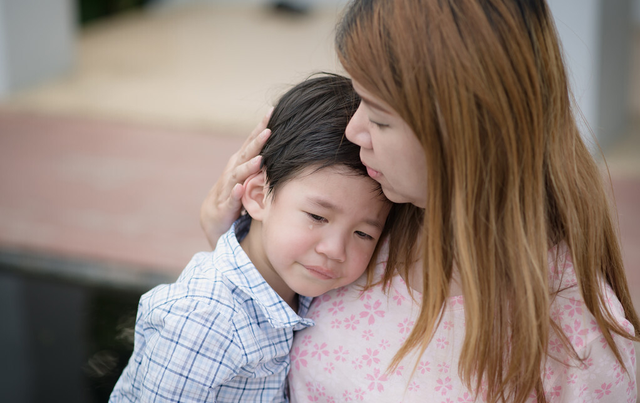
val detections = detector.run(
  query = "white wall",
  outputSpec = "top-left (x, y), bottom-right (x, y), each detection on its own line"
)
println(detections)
top-left (547, 0), bottom-right (633, 149)
top-left (0, 1), bottom-right (8, 96)
top-left (0, 0), bottom-right (75, 98)
top-left (547, 0), bottom-right (600, 145)
top-left (158, 0), bottom-right (348, 7)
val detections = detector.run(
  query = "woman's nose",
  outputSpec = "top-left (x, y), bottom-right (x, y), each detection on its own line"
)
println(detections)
top-left (315, 234), bottom-right (347, 263)
top-left (346, 103), bottom-right (373, 149)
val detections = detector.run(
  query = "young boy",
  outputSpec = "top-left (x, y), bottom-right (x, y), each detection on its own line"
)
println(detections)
top-left (109, 74), bottom-right (393, 402)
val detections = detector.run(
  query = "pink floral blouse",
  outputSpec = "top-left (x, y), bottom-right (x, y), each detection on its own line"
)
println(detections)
top-left (288, 244), bottom-right (637, 402)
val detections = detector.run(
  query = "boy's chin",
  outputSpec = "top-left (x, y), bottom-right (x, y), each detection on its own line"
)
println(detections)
top-left (295, 290), bottom-right (326, 298)
top-left (291, 285), bottom-right (332, 299)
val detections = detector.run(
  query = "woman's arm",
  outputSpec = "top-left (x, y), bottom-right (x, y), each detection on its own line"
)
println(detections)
top-left (200, 109), bottom-right (272, 248)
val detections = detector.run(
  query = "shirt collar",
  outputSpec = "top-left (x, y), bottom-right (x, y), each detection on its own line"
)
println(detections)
top-left (214, 215), bottom-right (314, 329)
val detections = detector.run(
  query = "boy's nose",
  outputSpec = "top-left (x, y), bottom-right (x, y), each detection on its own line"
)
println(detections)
top-left (345, 103), bottom-right (372, 149)
top-left (315, 234), bottom-right (347, 263)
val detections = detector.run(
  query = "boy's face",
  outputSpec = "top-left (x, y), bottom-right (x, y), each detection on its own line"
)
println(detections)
top-left (255, 166), bottom-right (391, 297)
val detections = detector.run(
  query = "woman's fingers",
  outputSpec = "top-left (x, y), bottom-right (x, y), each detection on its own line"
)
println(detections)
top-left (200, 108), bottom-right (273, 249)
top-left (236, 107), bottom-right (273, 164)
top-left (230, 183), bottom-right (245, 203)
top-left (219, 183), bottom-right (245, 226)
top-left (230, 155), bottom-right (263, 187)
top-left (234, 129), bottom-right (270, 171)
top-left (250, 106), bottom-right (274, 140)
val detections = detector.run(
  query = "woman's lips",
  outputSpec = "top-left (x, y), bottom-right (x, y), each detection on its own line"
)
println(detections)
top-left (304, 265), bottom-right (336, 280)
top-left (365, 165), bottom-right (382, 179)
top-left (361, 158), bottom-right (382, 179)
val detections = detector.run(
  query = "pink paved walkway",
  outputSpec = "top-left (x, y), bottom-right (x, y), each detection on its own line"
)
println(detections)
top-left (0, 111), bottom-right (638, 298)
top-left (613, 176), bottom-right (640, 309)
top-left (0, 111), bottom-right (244, 286)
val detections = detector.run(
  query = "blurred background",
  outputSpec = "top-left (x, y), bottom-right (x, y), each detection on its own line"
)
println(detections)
top-left (0, 0), bottom-right (638, 401)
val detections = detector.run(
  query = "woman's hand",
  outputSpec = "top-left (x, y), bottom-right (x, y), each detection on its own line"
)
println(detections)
top-left (200, 109), bottom-right (273, 248)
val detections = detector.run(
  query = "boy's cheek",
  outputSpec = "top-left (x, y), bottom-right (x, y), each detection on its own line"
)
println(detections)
top-left (347, 250), bottom-right (375, 280)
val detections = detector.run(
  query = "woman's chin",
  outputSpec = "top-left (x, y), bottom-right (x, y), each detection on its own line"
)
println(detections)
top-left (382, 187), bottom-right (426, 208)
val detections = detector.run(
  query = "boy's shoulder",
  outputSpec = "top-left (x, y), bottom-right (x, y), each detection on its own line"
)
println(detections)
top-left (140, 220), bottom-right (311, 330)
top-left (139, 250), bottom-right (246, 325)
top-left (142, 217), bottom-right (254, 313)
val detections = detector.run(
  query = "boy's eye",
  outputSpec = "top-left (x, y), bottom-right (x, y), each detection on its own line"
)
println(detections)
top-left (306, 212), bottom-right (327, 223)
top-left (355, 231), bottom-right (374, 241)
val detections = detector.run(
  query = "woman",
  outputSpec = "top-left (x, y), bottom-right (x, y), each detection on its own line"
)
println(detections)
top-left (201, 0), bottom-right (639, 401)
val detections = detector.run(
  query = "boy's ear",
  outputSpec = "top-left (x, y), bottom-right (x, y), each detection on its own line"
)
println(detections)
top-left (242, 171), bottom-right (268, 222)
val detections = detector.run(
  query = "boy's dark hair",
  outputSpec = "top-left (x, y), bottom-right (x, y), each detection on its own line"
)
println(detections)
top-left (261, 73), bottom-right (367, 196)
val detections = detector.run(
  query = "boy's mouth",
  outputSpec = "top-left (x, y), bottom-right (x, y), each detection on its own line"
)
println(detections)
top-left (303, 265), bottom-right (336, 280)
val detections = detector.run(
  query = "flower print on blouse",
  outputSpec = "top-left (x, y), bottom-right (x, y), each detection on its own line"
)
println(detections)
top-left (288, 243), bottom-right (637, 403)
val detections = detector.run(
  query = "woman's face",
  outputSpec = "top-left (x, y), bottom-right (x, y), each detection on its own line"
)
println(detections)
top-left (346, 80), bottom-right (428, 208)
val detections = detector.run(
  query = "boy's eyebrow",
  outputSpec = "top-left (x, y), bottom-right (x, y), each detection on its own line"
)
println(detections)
top-left (307, 196), bottom-right (385, 229)
top-left (308, 196), bottom-right (342, 212)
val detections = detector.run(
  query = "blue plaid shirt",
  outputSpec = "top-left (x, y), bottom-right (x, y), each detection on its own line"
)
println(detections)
top-left (110, 216), bottom-right (314, 402)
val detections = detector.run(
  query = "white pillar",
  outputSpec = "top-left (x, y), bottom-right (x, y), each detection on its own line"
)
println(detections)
top-left (547, 0), bottom-right (634, 149)
top-left (0, 0), bottom-right (76, 98)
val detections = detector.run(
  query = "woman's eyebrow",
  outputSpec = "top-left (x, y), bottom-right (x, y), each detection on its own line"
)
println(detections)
top-left (360, 96), bottom-right (392, 115)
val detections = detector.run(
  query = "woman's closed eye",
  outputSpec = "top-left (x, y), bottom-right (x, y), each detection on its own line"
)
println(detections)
top-left (369, 119), bottom-right (389, 128)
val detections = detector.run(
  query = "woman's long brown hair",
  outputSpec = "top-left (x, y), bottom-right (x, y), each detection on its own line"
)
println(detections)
top-left (337, 1), bottom-right (640, 402)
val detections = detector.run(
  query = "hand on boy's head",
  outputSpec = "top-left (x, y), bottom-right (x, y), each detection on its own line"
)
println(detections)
top-left (200, 109), bottom-right (273, 249)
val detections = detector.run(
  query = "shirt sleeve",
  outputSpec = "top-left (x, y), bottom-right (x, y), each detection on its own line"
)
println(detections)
top-left (544, 335), bottom-right (636, 402)
top-left (133, 295), bottom-right (246, 402)
top-left (544, 288), bottom-right (637, 403)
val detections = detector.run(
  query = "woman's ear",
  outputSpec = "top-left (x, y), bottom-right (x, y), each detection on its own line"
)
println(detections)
top-left (242, 171), bottom-right (268, 221)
